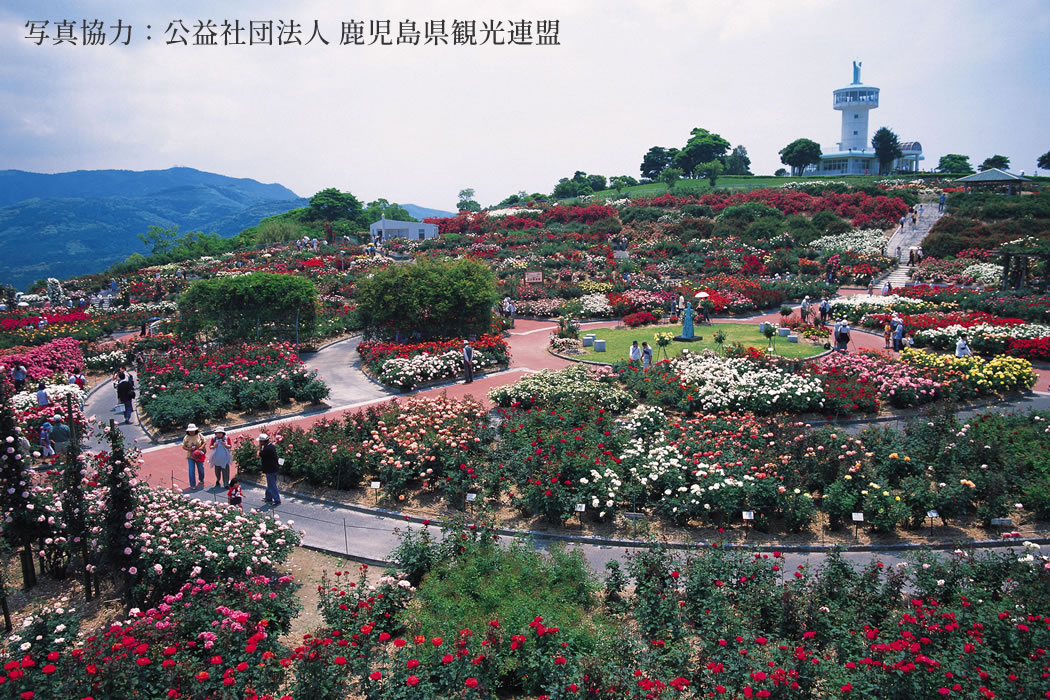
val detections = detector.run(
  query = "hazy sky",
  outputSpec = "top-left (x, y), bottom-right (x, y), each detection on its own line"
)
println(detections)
top-left (2, 0), bottom-right (1048, 209)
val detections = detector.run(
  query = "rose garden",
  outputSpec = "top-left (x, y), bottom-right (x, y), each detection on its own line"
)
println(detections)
top-left (1, 181), bottom-right (1050, 697)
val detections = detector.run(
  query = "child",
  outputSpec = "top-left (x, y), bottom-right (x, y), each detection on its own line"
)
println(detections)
top-left (883, 323), bottom-right (892, 349)
top-left (39, 419), bottom-right (54, 458)
top-left (227, 477), bottom-right (244, 511)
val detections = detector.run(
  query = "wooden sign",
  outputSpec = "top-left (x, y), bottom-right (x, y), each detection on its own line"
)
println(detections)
top-left (525, 271), bottom-right (543, 283)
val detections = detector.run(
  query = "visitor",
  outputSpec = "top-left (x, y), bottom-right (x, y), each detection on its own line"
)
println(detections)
top-left (462, 340), bottom-right (474, 384)
top-left (892, 316), bottom-right (905, 352)
top-left (911, 211), bottom-right (918, 227)
top-left (227, 477), bottom-right (244, 511)
top-left (183, 424), bottom-right (206, 489)
top-left (908, 249), bottom-right (915, 266)
top-left (837, 320), bottom-right (851, 353)
top-left (641, 342), bottom-right (653, 368)
top-left (800, 297), bottom-right (810, 324)
top-left (50, 416), bottom-right (71, 460)
top-left (10, 364), bottom-right (27, 393)
top-left (867, 280), bottom-right (874, 296)
top-left (700, 302), bottom-right (711, 324)
top-left (259, 433), bottom-right (281, 505)
top-left (956, 334), bottom-right (973, 358)
top-left (116, 371), bottom-right (135, 424)
top-left (904, 333), bottom-right (915, 349)
top-left (209, 426), bottom-right (233, 489)
top-left (938, 193), bottom-right (946, 213)
top-left (39, 418), bottom-right (54, 459)
top-left (507, 299), bottom-right (516, 327)
top-left (71, 372), bottom-right (86, 390)
top-left (898, 216), bottom-right (906, 232)
top-left (819, 298), bottom-right (830, 324)
top-left (895, 246), bottom-right (902, 262)
top-left (678, 294), bottom-right (685, 316)
top-left (502, 296), bottom-right (511, 318)
top-left (630, 341), bottom-right (642, 362)
top-left (16, 431), bottom-right (32, 465)
top-left (883, 322), bottom-right (892, 349)
top-left (886, 281), bottom-right (894, 296)
top-left (35, 382), bottom-right (50, 407)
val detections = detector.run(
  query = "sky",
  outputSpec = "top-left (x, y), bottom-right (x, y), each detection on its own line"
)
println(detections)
top-left (1, 0), bottom-right (1048, 210)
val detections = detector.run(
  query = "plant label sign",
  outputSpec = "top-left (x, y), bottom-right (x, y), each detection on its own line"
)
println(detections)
top-left (466, 492), bottom-right (477, 502)
top-left (370, 481), bottom-right (381, 490)
top-left (525, 271), bottom-right (543, 283)
top-left (927, 510), bottom-right (939, 519)
top-left (624, 512), bottom-right (646, 521)
top-left (852, 512), bottom-right (864, 522)
top-left (277, 458), bottom-right (285, 466)
top-left (574, 503), bottom-right (586, 513)
top-left (742, 511), bottom-right (754, 521)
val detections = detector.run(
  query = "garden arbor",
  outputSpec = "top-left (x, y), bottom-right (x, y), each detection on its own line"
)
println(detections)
top-left (998, 240), bottom-right (1050, 291)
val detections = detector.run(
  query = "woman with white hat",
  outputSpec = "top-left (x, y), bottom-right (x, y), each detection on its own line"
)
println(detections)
top-left (209, 427), bottom-right (233, 489)
top-left (182, 424), bottom-right (206, 489)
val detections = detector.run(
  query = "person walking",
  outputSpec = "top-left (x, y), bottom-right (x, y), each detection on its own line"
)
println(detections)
top-left (629, 340), bottom-right (642, 362)
top-left (259, 433), bottom-right (281, 505)
top-left (35, 382), bottom-right (50, 407)
top-left (892, 316), bottom-right (905, 352)
top-left (10, 364), bottom-right (27, 393)
top-left (837, 320), bottom-right (851, 353)
top-left (800, 297), bottom-right (810, 325)
top-left (867, 280), bottom-right (874, 296)
top-left (819, 298), bottom-right (830, 325)
top-left (938, 193), bottom-right (946, 213)
top-left (38, 419), bottom-right (54, 459)
top-left (956, 334), bottom-right (973, 358)
top-left (116, 371), bottom-right (135, 424)
top-left (641, 342), bottom-right (653, 368)
top-left (209, 427), bottom-right (233, 489)
top-left (462, 340), bottom-right (474, 383)
top-left (50, 416), bottom-right (71, 461)
top-left (895, 246), bottom-right (902, 262)
top-left (182, 424), bottom-right (206, 489)
top-left (883, 322), bottom-right (892, 349)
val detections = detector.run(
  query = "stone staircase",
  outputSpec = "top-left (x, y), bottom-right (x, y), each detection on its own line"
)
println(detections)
top-left (879, 263), bottom-right (913, 289)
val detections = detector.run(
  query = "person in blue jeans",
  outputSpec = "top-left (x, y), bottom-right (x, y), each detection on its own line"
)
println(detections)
top-left (182, 424), bottom-right (206, 488)
top-left (259, 433), bottom-right (281, 505)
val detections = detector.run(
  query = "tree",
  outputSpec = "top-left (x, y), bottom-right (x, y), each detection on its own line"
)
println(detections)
top-left (639, 147), bottom-right (676, 181)
top-left (610, 176), bottom-right (631, 195)
top-left (694, 160), bottom-right (723, 187)
top-left (552, 178), bottom-right (579, 199)
top-left (586, 174), bottom-right (607, 192)
top-left (936, 154), bottom-right (975, 174)
top-left (1038, 151), bottom-right (1050, 171)
top-left (355, 258), bottom-right (497, 341)
top-left (774, 168), bottom-right (788, 177)
top-left (457, 188), bottom-right (481, 212)
top-left (871, 127), bottom-right (903, 174)
top-left (724, 145), bottom-right (752, 175)
top-left (980, 155), bottom-right (1010, 171)
top-left (363, 199), bottom-right (416, 225)
top-left (308, 188), bottom-right (363, 223)
top-left (138, 225), bottom-right (180, 255)
top-left (178, 272), bottom-right (318, 342)
top-left (779, 139), bottom-right (822, 176)
top-left (673, 128), bottom-right (731, 177)
top-left (659, 167), bottom-right (684, 192)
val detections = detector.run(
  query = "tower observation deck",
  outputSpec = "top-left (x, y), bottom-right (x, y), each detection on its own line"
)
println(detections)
top-left (832, 61), bottom-right (879, 152)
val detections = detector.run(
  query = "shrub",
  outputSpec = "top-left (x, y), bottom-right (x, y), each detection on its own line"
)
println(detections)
top-left (622, 311), bottom-right (658, 327)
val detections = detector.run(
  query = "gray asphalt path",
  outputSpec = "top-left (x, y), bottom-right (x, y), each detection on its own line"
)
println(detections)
top-left (300, 336), bottom-right (393, 407)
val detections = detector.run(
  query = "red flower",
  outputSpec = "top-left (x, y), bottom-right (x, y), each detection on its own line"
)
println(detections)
top-left (406, 675), bottom-right (420, 686)
top-left (465, 677), bottom-right (479, 688)
top-left (369, 671), bottom-right (382, 681)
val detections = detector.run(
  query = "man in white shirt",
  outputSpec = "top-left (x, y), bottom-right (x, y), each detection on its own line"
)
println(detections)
top-left (629, 341), bottom-right (642, 362)
top-left (956, 335), bottom-right (972, 358)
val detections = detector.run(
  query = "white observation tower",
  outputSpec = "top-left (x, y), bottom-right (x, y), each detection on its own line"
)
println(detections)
top-left (833, 61), bottom-right (879, 152)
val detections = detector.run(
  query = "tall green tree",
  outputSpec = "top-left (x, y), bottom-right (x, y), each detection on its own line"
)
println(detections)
top-left (457, 188), bottom-right (481, 212)
top-left (779, 139), bottom-right (822, 176)
top-left (640, 146), bottom-right (677, 181)
top-left (871, 127), bottom-right (903, 174)
top-left (979, 155), bottom-right (1011, 171)
top-left (308, 188), bottom-right (364, 223)
top-left (1037, 151), bottom-right (1050, 171)
top-left (724, 145), bottom-right (752, 175)
top-left (363, 199), bottom-right (416, 225)
top-left (673, 128), bottom-right (731, 177)
top-left (936, 154), bottom-right (975, 174)
top-left (659, 167), bottom-right (684, 192)
top-left (695, 160), bottom-right (723, 186)
top-left (137, 225), bottom-right (180, 255)
top-left (355, 258), bottom-right (497, 341)
top-left (178, 272), bottom-right (317, 341)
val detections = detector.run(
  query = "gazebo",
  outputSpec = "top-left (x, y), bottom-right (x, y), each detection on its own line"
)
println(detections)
top-left (955, 168), bottom-right (1030, 195)
top-left (997, 238), bottom-right (1050, 291)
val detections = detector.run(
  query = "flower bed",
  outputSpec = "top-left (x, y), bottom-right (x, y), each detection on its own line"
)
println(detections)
top-left (814, 351), bottom-right (941, 408)
top-left (811, 228), bottom-right (888, 256)
top-left (358, 335), bottom-right (510, 390)
top-left (0, 311), bottom-right (109, 348)
top-left (489, 365), bottom-right (634, 412)
top-left (622, 311), bottom-right (659, 328)
top-left (233, 395), bottom-right (491, 499)
top-left (0, 337), bottom-right (85, 381)
top-left (913, 322), bottom-right (1050, 355)
top-left (899, 348), bottom-right (1036, 397)
top-left (1006, 337), bottom-right (1050, 362)
top-left (139, 342), bottom-right (329, 431)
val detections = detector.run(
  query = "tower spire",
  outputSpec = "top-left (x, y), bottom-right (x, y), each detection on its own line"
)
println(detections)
top-left (852, 60), bottom-right (862, 85)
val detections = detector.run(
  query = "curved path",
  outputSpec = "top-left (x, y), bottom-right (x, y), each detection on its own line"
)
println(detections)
top-left (91, 308), bottom-right (1047, 575)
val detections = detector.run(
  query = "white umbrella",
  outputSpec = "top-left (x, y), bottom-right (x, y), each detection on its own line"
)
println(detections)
top-left (696, 292), bottom-right (710, 298)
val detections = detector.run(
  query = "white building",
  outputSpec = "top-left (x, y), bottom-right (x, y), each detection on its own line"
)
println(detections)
top-left (818, 62), bottom-right (923, 175)
top-left (368, 217), bottom-right (438, 242)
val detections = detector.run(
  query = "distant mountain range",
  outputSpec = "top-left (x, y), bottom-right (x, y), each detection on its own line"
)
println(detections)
top-left (0, 168), bottom-right (454, 290)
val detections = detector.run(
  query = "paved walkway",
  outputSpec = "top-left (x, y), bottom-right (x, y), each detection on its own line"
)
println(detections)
top-left (878, 202), bottom-right (942, 288)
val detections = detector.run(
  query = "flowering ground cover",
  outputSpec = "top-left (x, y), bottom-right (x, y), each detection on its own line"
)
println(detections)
top-left (358, 334), bottom-right (510, 390)
top-left (139, 341), bottom-right (329, 431)
top-left (578, 323), bottom-right (824, 362)
top-left (0, 337), bottom-right (85, 382)
top-left (0, 310), bottom-right (109, 349)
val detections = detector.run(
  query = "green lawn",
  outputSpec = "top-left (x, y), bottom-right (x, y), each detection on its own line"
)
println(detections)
top-left (579, 323), bottom-right (824, 361)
